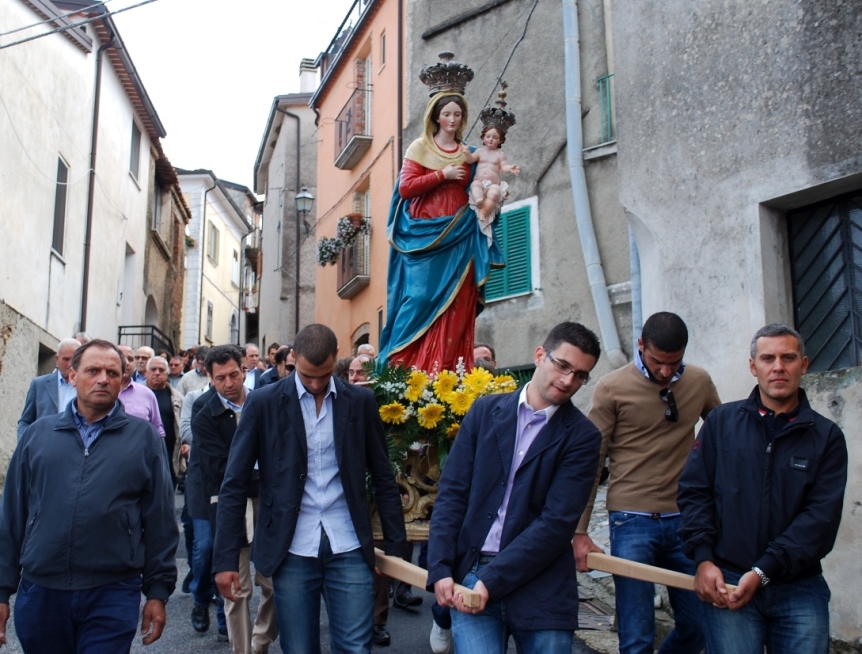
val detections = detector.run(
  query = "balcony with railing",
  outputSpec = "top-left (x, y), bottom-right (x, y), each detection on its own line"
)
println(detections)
top-left (334, 86), bottom-right (372, 170)
top-left (337, 231), bottom-right (370, 299)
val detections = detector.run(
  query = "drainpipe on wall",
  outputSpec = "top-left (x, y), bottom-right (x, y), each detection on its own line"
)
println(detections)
top-left (79, 21), bottom-right (115, 332)
top-left (562, 0), bottom-right (627, 368)
top-left (396, 0), bottom-right (404, 166)
top-left (275, 107), bottom-right (302, 338)
top-left (629, 226), bottom-right (642, 353)
top-left (197, 179), bottom-right (217, 344)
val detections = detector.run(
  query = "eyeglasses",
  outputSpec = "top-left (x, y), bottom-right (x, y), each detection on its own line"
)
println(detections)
top-left (660, 387), bottom-right (679, 423)
top-left (545, 349), bottom-right (590, 384)
top-left (134, 355), bottom-right (151, 361)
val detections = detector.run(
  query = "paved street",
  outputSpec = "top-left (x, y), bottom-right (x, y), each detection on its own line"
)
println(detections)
top-left (0, 492), bottom-right (607, 653)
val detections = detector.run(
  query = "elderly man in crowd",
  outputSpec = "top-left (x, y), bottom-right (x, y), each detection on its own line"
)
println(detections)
top-left (134, 346), bottom-right (155, 383)
top-left (169, 355), bottom-right (186, 388)
top-left (146, 355), bottom-right (185, 489)
top-left (17, 338), bottom-right (81, 440)
top-left (117, 345), bottom-right (165, 438)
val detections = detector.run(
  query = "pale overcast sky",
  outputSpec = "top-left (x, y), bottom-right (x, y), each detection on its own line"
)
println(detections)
top-left (113, 0), bottom-right (353, 191)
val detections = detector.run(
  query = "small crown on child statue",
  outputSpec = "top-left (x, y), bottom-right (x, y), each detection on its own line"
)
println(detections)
top-left (419, 52), bottom-right (475, 97)
top-left (479, 82), bottom-right (517, 135)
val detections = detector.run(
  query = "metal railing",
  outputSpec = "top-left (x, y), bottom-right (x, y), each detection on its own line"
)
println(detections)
top-left (337, 232), bottom-right (371, 299)
top-left (335, 86), bottom-right (372, 163)
top-left (118, 325), bottom-right (175, 356)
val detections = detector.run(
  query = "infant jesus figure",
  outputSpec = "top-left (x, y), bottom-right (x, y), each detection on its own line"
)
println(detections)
top-left (461, 126), bottom-right (520, 225)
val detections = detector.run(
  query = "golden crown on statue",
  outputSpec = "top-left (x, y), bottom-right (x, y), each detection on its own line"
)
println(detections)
top-left (419, 51), bottom-right (474, 96)
top-left (479, 82), bottom-right (517, 136)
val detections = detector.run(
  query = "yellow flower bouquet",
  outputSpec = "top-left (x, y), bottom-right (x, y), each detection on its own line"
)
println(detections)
top-left (369, 359), bottom-right (518, 469)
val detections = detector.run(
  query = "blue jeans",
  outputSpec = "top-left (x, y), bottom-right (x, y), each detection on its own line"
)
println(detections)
top-left (702, 570), bottom-right (830, 654)
top-left (271, 531), bottom-right (373, 654)
top-left (609, 512), bottom-right (704, 654)
top-left (190, 517), bottom-right (225, 629)
top-left (14, 576), bottom-right (141, 653)
top-left (450, 562), bottom-right (573, 654)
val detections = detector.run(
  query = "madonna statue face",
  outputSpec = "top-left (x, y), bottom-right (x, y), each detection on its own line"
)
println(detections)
top-left (430, 94), bottom-right (467, 137)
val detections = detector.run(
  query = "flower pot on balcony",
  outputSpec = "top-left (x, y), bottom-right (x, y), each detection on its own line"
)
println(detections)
top-left (347, 212), bottom-right (363, 228)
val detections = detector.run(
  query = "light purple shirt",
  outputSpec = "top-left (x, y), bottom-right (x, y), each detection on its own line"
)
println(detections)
top-left (289, 373), bottom-right (360, 557)
top-left (481, 383), bottom-right (560, 554)
top-left (118, 381), bottom-right (166, 438)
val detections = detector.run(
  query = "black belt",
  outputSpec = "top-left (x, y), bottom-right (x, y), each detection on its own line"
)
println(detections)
top-left (478, 553), bottom-right (497, 565)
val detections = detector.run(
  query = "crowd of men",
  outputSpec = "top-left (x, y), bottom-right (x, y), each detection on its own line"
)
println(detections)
top-left (0, 315), bottom-right (849, 654)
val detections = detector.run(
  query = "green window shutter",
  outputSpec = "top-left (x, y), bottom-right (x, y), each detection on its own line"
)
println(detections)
top-left (486, 206), bottom-right (531, 301)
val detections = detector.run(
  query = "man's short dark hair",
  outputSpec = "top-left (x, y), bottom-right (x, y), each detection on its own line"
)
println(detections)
top-left (195, 346), bottom-right (210, 362)
top-left (71, 339), bottom-right (124, 372)
top-left (750, 324), bottom-right (806, 359)
top-left (641, 312), bottom-right (689, 353)
top-left (204, 345), bottom-right (243, 375)
top-left (274, 345), bottom-right (293, 365)
top-left (474, 342), bottom-right (496, 360)
top-left (294, 324), bottom-right (338, 366)
top-left (268, 342), bottom-right (280, 353)
top-left (543, 322), bottom-right (601, 360)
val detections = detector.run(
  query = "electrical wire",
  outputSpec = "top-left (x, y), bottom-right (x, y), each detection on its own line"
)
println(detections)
top-left (0, 0), bottom-right (113, 38)
top-left (465, 0), bottom-right (541, 141)
top-left (0, 0), bottom-right (158, 51)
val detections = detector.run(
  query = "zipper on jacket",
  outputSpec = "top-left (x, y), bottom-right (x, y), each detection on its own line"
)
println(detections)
top-left (84, 448), bottom-right (89, 456)
top-left (766, 442), bottom-right (771, 454)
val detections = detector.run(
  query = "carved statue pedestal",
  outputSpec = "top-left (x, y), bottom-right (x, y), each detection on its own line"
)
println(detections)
top-left (372, 442), bottom-right (442, 541)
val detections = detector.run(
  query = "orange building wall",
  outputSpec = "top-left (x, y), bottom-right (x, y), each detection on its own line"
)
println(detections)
top-left (313, 0), bottom-right (402, 354)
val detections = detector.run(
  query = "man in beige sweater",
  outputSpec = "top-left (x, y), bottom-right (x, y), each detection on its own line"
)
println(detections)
top-left (574, 312), bottom-right (720, 654)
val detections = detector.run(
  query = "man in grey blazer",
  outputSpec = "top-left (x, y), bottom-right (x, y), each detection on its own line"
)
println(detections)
top-left (17, 338), bottom-right (80, 439)
top-left (214, 324), bottom-right (407, 654)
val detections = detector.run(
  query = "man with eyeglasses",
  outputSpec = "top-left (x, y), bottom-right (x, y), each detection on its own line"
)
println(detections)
top-left (573, 312), bottom-right (720, 654)
top-left (427, 322), bottom-right (602, 654)
top-left (134, 346), bottom-right (155, 383)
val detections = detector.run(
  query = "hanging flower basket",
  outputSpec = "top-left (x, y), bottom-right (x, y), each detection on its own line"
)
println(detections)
top-left (316, 215), bottom-right (372, 266)
top-left (316, 236), bottom-right (344, 266)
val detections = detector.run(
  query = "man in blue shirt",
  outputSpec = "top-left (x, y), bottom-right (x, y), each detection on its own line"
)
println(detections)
top-left (16, 337), bottom-right (80, 439)
top-left (213, 324), bottom-right (407, 653)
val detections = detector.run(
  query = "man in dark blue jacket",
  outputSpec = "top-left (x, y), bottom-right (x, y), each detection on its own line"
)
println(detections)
top-left (213, 324), bottom-right (406, 653)
top-left (0, 339), bottom-right (177, 651)
top-left (427, 322), bottom-right (603, 654)
top-left (678, 324), bottom-right (848, 654)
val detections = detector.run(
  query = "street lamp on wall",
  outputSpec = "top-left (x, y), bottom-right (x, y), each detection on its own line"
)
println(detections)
top-left (293, 186), bottom-right (314, 336)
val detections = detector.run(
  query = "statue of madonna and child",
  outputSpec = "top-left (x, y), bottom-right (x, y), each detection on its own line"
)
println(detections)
top-left (378, 53), bottom-right (521, 373)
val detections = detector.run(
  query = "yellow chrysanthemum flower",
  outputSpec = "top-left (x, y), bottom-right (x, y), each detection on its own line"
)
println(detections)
top-left (379, 402), bottom-right (407, 424)
top-left (492, 374), bottom-right (518, 393)
top-left (417, 403), bottom-right (445, 429)
top-left (463, 367), bottom-right (494, 395)
top-left (433, 370), bottom-right (459, 398)
top-left (448, 389), bottom-right (475, 416)
top-left (446, 423), bottom-right (460, 439)
top-left (404, 370), bottom-right (430, 402)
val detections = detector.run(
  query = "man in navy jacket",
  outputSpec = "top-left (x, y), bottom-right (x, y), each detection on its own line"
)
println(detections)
top-left (678, 324), bottom-right (848, 654)
top-left (427, 322), bottom-right (603, 654)
top-left (0, 339), bottom-right (177, 651)
top-left (213, 324), bottom-right (406, 653)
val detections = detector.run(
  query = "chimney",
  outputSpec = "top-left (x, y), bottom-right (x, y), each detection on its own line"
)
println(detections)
top-left (299, 58), bottom-right (318, 93)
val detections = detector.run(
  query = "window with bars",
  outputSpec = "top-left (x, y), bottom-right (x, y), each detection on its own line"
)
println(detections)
top-left (787, 191), bottom-right (862, 372)
top-left (486, 205), bottom-right (531, 301)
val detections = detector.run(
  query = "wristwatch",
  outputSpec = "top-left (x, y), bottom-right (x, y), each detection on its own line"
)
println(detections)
top-left (751, 566), bottom-right (770, 586)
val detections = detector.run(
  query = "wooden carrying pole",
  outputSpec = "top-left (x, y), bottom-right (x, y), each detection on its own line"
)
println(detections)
top-left (586, 552), bottom-right (737, 593)
top-left (374, 548), bottom-right (481, 609)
